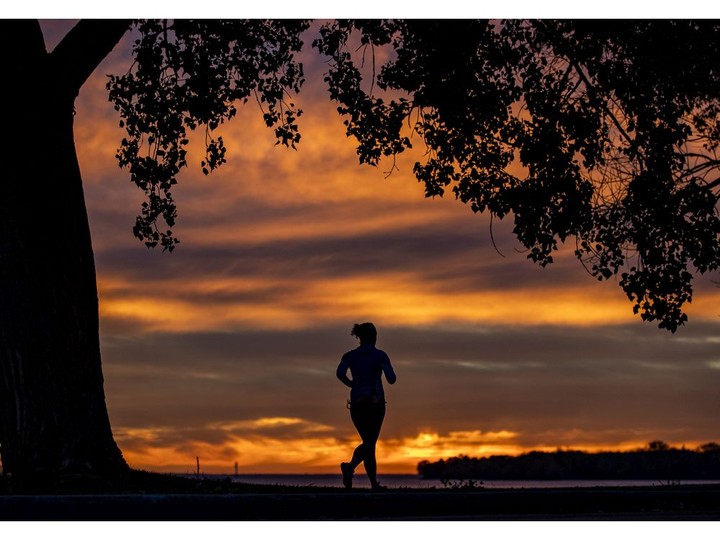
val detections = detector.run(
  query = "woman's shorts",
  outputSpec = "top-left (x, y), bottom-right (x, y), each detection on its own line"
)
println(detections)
top-left (350, 401), bottom-right (386, 443)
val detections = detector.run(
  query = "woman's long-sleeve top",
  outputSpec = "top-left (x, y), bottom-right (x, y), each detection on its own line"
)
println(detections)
top-left (337, 343), bottom-right (396, 402)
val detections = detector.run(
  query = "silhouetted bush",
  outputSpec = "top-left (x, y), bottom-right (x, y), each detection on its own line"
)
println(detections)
top-left (417, 442), bottom-right (720, 481)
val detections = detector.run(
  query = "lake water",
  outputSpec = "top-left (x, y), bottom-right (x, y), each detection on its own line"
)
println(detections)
top-left (197, 474), bottom-right (720, 490)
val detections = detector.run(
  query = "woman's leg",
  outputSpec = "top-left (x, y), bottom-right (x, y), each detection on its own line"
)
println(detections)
top-left (365, 404), bottom-right (385, 487)
top-left (350, 404), bottom-right (385, 487)
top-left (348, 442), bottom-right (365, 469)
top-left (342, 407), bottom-right (369, 489)
top-left (363, 441), bottom-right (378, 484)
top-left (349, 405), bottom-right (371, 470)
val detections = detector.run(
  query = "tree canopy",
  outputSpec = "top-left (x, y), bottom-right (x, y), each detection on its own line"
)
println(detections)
top-left (109, 19), bottom-right (720, 332)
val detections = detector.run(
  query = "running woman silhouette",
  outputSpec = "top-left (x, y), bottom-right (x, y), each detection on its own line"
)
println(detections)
top-left (336, 322), bottom-right (396, 490)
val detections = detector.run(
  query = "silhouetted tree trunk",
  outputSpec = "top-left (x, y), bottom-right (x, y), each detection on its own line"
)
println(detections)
top-left (0, 20), bottom-right (130, 480)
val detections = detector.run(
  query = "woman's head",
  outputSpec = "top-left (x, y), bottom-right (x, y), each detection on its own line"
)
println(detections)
top-left (351, 322), bottom-right (377, 345)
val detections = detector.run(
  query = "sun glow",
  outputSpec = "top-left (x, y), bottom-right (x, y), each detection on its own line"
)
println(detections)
top-left (115, 420), bottom-right (689, 475)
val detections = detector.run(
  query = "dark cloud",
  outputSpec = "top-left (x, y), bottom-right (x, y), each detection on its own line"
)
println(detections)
top-left (102, 321), bottom-right (720, 455)
top-left (91, 210), bottom-right (597, 313)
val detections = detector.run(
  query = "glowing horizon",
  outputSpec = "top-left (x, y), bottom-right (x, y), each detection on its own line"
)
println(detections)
top-left (114, 416), bottom-right (718, 475)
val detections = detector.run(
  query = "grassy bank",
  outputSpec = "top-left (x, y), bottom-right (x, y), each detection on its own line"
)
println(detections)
top-left (2, 473), bottom-right (720, 520)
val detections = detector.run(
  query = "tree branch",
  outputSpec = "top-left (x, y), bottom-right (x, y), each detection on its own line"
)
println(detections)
top-left (681, 160), bottom-right (720, 178)
top-left (50, 19), bottom-right (132, 96)
top-left (533, 20), bottom-right (636, 150)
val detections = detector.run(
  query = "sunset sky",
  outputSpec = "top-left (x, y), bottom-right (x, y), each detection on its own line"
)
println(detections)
top-left (39, 19), bottom-right (720, 475)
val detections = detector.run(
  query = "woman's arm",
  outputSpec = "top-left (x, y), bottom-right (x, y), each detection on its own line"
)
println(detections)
top-left (336, 357), bottom-right (353, 388)
top-left (382, 353), bottom-right (397, 384)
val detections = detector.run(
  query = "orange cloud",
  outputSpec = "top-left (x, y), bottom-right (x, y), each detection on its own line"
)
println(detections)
top-left (99, 267), bottom-right (720, 333)
top-left (115, 419), bottom-right (707, 475)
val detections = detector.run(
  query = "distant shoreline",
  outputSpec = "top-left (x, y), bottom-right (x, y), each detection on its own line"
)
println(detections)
top-left (417, 445), bottom-right (720, 482)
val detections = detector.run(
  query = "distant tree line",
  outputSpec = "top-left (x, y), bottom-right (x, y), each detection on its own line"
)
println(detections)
top-left (417, 441), bottom-right (720, 481)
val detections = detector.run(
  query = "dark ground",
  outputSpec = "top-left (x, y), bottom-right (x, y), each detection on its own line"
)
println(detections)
top-left (2, 472), bottom-right (720, 520)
